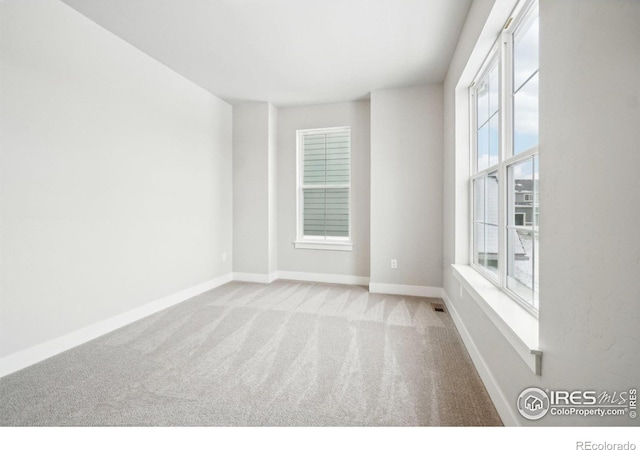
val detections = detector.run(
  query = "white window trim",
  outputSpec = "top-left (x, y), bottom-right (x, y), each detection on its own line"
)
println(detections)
top-left (294, 126), bottom-right (353, 251)
top-left (469, 0), bottom-right (539, 317)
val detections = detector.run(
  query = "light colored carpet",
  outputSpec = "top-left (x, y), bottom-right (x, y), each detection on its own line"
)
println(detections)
top-left (0, 280), bottom-right (502, 426)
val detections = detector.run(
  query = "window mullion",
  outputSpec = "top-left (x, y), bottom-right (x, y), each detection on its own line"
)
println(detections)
top-left (472, 165), bottom-right (500, 179)
top-left (498, 29), bottom-right (510, 291)
top-left (498, 165), bottom-right (507, 291)
top-left (503, 145), bottom-right (538, 166)
top-left (469, 88), bottom-right (476, 266)
top-left (301, 184), bottom-right (350, 190)
top-left (532, 156), bottom-right (539, 308)
top-left (322, 133), bottom-right (327, 240)
top-left (501, 29), bottom-right (513, 165)
top-left (470, 90), bottom-right (477, 176)
top-left (297, 131), bottom-right (303, 242)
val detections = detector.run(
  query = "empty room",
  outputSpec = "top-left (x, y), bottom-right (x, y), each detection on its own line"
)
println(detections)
top-left (1, 0), bottom-right (638, 440)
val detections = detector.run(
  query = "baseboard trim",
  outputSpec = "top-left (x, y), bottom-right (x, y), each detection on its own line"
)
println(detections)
top-left (0, 273), bottom-right (233, 379)
top-left (368, 283), bottom-right (443, 298)
top-left (277, 271), bottom-right (369, 286)
top-left (233, 272), bottom-right (272, 284)
top-left (441, 289), bottom-right (521, 426)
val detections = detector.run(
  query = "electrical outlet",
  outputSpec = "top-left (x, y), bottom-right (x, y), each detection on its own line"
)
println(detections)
top-left (391, 259), bottom-right (398, 269)
top-left (222, 252), bottom-right (227, 262)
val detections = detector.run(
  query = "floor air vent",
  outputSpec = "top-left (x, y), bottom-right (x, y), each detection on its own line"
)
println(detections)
top-left (432, 303), bottom-right (446, 313)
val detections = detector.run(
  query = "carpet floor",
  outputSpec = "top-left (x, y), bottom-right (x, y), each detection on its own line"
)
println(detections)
top-left (0, 280), bottom-right (502, 426)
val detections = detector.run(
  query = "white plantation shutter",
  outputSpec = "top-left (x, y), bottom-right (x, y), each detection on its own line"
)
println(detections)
top-left (298, 127), bottom-right (350, 241)
top-left (303, 188), bottom-right (349, 237)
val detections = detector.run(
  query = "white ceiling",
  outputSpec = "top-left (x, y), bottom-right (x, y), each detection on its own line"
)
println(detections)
top-left (61, 0), bottom-right (472, 106)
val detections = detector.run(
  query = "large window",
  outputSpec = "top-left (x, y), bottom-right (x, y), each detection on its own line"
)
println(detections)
top-left (295, 126), bottom-right (352, 251)
top-left (471, 0), bottom-right (539, 313)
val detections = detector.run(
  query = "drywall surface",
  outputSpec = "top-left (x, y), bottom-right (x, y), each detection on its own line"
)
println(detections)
top-left (232, 103), bottom-right (270, 274)
top-left (277, 101), bottom-right (370, 277)
top-left (232, 102), bottom-right (278, 276)
top-left (442, 0), bottom-right (640, 425)
top-left (268, 104), bottom-right (278, 275)
top-left (0, 0), bottom-right (232, 357)
top-left (536, 0), bottom-right (640, 420)
top-left (370, 85), bottom-right (443, 288)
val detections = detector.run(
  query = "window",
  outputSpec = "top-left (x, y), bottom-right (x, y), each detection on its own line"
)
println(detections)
top-left (471, 0), bottom-right (539, 313)
top-left (294, 126), bottom-right (352, 251)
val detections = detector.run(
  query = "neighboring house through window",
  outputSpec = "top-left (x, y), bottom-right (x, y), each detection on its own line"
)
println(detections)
top-left (294, 126), bottom-right (352, 251)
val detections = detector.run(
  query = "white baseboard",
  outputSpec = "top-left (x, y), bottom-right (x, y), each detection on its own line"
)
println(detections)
top-left (233, 272), bottom-right (273, 284)
top-left (368, 283), bottom-right (443, 298)
top-left (0, 273), bottom-right (233, 379)
top-left (277, 271), bottom-right (369, 286)
top-left (441, 289), bottom-right (521, 426)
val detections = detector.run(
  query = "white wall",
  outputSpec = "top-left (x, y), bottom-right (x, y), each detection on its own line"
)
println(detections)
top-left (443, 0), bottom-right (640, 425)
top-left (268, 104), bottom-right (278, 275)
top-left (537, 0), bottom-right (640, 414)
top-left (0, 0), bottom-right (232, 358)
top-left (370, 85), bottom-right (443, 290)
top-left (277, 101), bottom-right (370, 278)
top-left (232, 103), bottom-right (270, 275)
top-left (232, 102), bottom-right (278, 277)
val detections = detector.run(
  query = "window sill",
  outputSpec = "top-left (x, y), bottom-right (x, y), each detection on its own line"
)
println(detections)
top-left (294, 241), bottom-right (353, 251)
top-left (452, 264), bottom-right (542, 375)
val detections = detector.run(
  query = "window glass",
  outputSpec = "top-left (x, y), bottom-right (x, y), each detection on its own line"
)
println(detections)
top-left (514, 12), bottom-right (539, 90)
top-left (513, 72), bottom-right (539, 154)
top-left (477, 78), bottom-right (489, 131)
top-left (474, 223), bottom-right (485, 267)
top-left (298, 128), bottom-right (350, 242)
top-left (473, 172), bottom-right (499, 279)
top-left (474, 177), bottom-right (486, 223)
top-left (507, 157), bottom-right (538, 308)
top-left (512, 4), bottom-right (539, 156)
top-left (477, 122), bottom-right (490, 171)
top-left (489, 114), bottom-right (500, 167)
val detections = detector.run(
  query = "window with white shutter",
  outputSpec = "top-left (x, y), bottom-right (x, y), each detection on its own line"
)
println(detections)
top-left (294, 126), bottom-right (352, 251)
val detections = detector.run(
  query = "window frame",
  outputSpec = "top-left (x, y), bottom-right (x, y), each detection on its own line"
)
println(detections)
top-left (469, 0), bottom-right (539, 316)
top-left (294, 126), bottom-right (353, 251)
top-left (514, 212), bottom-right (526, 226)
